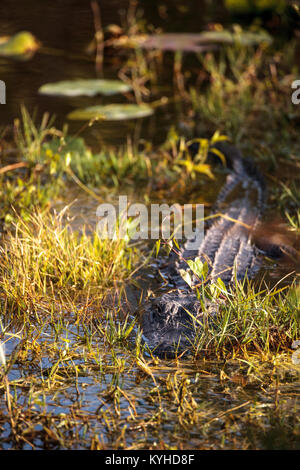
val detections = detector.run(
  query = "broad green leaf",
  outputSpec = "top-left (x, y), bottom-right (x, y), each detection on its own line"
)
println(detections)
top-left (0, 31), bottom-right (40, 59)
top-left (187, 258), bottom-right (208, 279)
top-left (179, 269), bottom-right (193, 288)
top-left (67, 103), bottom-right (154, 121)
top-left (39, 79), bottom-right (132, 97)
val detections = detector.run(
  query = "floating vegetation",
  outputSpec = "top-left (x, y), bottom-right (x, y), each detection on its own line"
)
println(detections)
top-left (0, 31), bottom-right (40, 59)
top-left (38, 79), bottom-right (132, 97)
top-left (67, 103), bottom-right (154, 121)
top-left (133, 29), bottom-right (273, 52)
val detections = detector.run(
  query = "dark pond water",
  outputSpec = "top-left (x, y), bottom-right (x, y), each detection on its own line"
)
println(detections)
top-left (0, 0), bottom-right (228, 147)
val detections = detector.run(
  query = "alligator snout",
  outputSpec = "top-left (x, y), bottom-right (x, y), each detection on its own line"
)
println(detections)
top-left (142, 293), bottom-right (204, 357)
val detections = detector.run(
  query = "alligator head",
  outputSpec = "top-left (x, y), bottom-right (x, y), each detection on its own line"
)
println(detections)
top-left (141, 292), bottom-right (205, 357)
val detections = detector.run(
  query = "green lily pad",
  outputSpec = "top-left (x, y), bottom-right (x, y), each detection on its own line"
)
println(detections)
top-left (0, 31), bottom-right (40, 59)
top-left (67, 103), bottom-right (154, 121)
top-left (39, 79), bottom-right (132, 97)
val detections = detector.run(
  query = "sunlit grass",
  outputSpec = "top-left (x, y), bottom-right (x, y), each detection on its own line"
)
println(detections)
top-left (189, 279), bottom-right (300, 358)
top-left (0, 208), bottom-right (139, 317)
top-left (189, 42), bottom-right (300, 143)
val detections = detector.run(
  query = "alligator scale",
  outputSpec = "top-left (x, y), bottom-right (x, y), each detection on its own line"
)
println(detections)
top-left (141, 141), bottom-right (286, 357)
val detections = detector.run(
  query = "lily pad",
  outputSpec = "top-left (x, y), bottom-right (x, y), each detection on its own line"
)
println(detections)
top-left (137, 30), bottom-right (272, 51)
top-left (67, 103), bottom-right (154, 121)
top-left (115, 29), bottom-right (272, 52)
top-left (0, 31), bottom-right (40, 59)
top-left (38, 79), bottom-right (132, 97)
top-left (136, 33), bottom-right (218, 52)
top-left (198, 29), bottom-right (273, 46)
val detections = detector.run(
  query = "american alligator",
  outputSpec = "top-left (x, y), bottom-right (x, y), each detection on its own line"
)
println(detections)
top-left (141, 141), bottom-right (287, 357)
